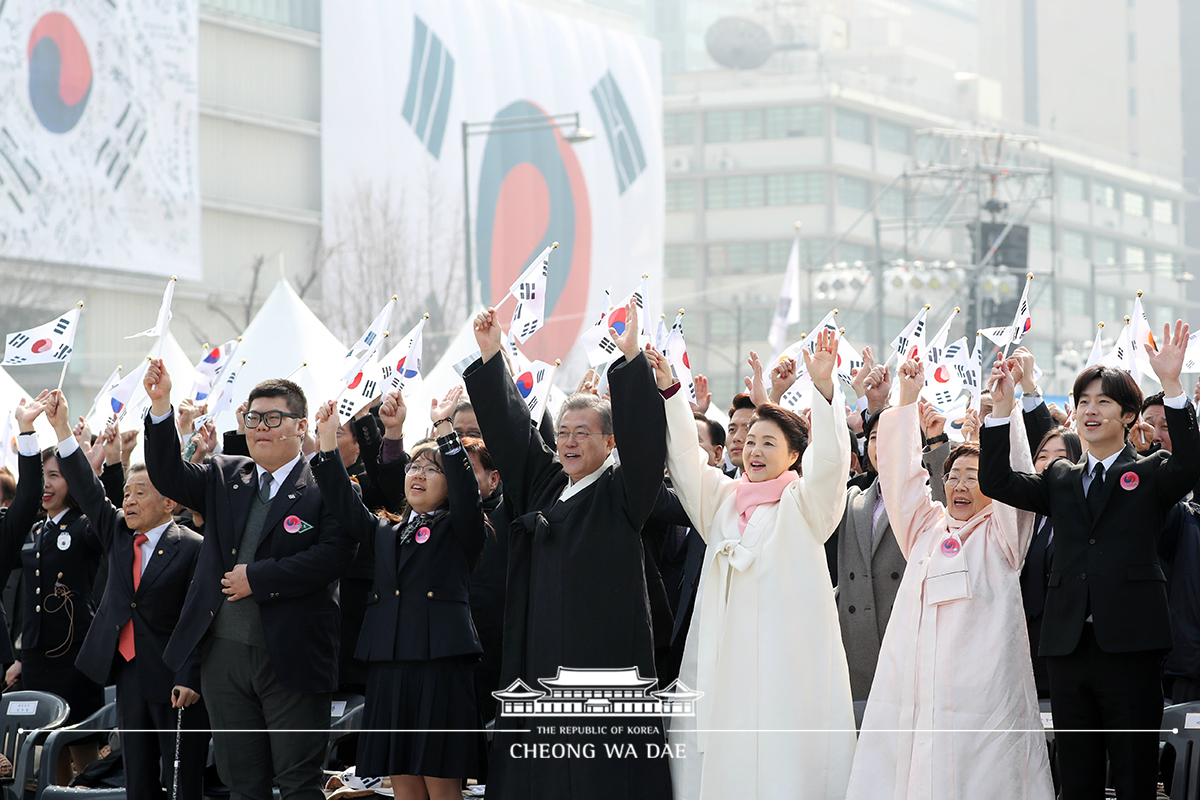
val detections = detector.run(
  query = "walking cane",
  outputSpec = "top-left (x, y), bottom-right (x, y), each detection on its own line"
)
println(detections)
top-left (171, 690), bottom-right (183, 800)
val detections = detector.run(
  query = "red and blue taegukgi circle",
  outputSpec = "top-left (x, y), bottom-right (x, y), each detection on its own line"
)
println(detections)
top-left (27, 12), bottom-right (92, 134)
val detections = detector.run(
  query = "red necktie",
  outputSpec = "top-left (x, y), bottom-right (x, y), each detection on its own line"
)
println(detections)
top-left (118, 533), bottom-right (150, 662)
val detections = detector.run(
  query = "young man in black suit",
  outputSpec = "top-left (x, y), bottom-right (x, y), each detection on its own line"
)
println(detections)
top-left (44, 391), bottom-right (208, 800)
top-left (142, 360), bottom-right (358, 800)
top-left (980, 321), bottom-right (1200, 800)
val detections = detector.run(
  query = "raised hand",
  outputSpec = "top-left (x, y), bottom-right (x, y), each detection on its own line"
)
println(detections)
top-left (315, 399), bottom-right (339, 451)
top-left (431, 385), bottom-right (464, 427)
top-left (473, 307), bottom-right (503, 364)
top-left (73, 416), bottom-right (93, 447)
top-left (897, 358), bottom-right (924, 407)
top-left (802, 327), bottom-right (837, 401)
top-left (1147, 320), bottom-right (1190, 397)
top-left (692, 374), bottom-right (711, 414)
top-left (120, 429), bottom-right (138, 465)
top-left (961, 408), bottom-right (980, 443)
top-left (988, 354), bottom-right (1015, 418)
top-left (610, 299), bottom-right (640, 362)
top-left (918, 398), bottom-right (946, 439)
top-left (744, 351), bottom-right (770, 407)
top-left (645, 347), bottom-right (676, 392)
top-left (575, 368), bottom-right (600, 397)
top-left (863, 365), bottom-right (891, 415)
top-left (176, 398), bottom-right (206, 439)
top-left (849, 346), bottom-right (875, 399)
top-left (378, 390), bottom-right (406, 440)
top-left (235, 400), bottom-right (249, 435)
top-left (189, 421), bottom-right (217, 464)
top-left (14, 392), bottom-right (50, 433)
top-left (1006, 346), bottom-right (1038, 393)
top-left (1130, 418), bottom-right (1155, 453)
top-left (45, 390), bottom-right (71, 438)
top-left (768, 357), bottom-right (798, 404)
top-left (102, 421), bottom-right (123, 466)
top-left (144, 358), bottom-right (172, 415)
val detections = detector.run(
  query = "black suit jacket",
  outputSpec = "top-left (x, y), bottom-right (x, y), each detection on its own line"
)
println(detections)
top-left (0, 451), bottom-right (45, 662)
top-left (311, 433), bottom-right (485, 662)
top-left (980, 402), bottom-right (1200, 656)
top-left (146, 411), bottom-right (357, 693)
top-left (17, 507), bottom-right (103, 655)
top-left (60, 448), bottom-right (204, 696)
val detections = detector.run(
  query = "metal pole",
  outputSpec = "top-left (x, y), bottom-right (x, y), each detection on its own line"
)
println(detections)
top-left (462, 121), bottom-right (474, 314)
top-left (874, 217), bottom-right (886, 354)
top-left (735, 304), bottom-right (743, 386)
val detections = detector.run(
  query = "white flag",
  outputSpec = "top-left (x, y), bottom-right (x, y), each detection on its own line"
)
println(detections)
top-left (337, 360), bottom-right (385, 423)
top-left (105, 364), bottom-right (148, 420)
top-left (777, 372), bottom-right (815, 412)
top-left (0, 413), bottom-right (14, 473)
top-left (925, 307), bottom-right (960, 366)
top-left (835, 334), bottom-right (864, 386)
top-left (341, 297), bottom-right (396, 381)
top-left (581, 285), bottom-right (644, 366)
top-left (1086, 326), bottom-right (1106, 368)
top-left (379, 317), bottom-right (427, 394)
top-left (890, 306), bottom-right (929, 361)
top-left (1182, 331), bottom-right (1200, 373)
top-left (779, 310), bottom-right (839, 365)
top-left (944, 336), bottom-right (981, 410)
top-left (203, 357), bottom-right (247, 419)
top-left (979, 325), bottom-right (1016, 348)
top-left (767, 234), bottom-right (802, 358)
top-left (190, 339), bottom-right (240, 401)
top-left (3, 307), bottom-right (80, 366)
top-left (663, 313), bottom-right (696, 403)
top-left (1130, 294), bottom-right (1159, 383)
top-left (86, 366), bottom-right (124, 422)
top-left (921, 354), bottom-right (967, 411)
top-left (513, 360), bottom-right (558, 421)
top-left (654, 316), bottom-right (669, 352)
top-left (509, 246), bottom-right (552, 344)
top-left (126, 278), bottom-right (176, 339)
top-left (1009, 275), bottom-right (1034, 347)
top-left (1101, 320), bottom-right (1139, 380)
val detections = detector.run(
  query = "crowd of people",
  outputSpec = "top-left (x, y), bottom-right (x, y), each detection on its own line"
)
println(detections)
top-left (1, 301), bottom-right (1198, 800)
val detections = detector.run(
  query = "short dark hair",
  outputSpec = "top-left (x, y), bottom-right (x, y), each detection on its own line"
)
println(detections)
top-left (943, 440), bottom-right (981, 475)
top-left (247, 379), bottom-right (307, 418)
top-left (748, 403), bottom-right (809, 474)
top-left (461, 436), bottom-right (495, 473)
top-left (1033, 427), bottom-right (1083, 466)
top-left (452, 398), bottom-right (475, 419)
top-left (728, 393), bottom-right (755, 418)
top-left (1142, 391), bottom-right (1165, 413)
top-left (1072, 365), bottom-right (1143, 431)
top-left (693, 411), bottom-right (726, 448)
top-left (0, 467), bottom-right (14, 505)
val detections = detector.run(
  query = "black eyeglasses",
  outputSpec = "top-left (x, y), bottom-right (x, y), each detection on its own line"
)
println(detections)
top-left (243, 410), bottom-right (301, 429)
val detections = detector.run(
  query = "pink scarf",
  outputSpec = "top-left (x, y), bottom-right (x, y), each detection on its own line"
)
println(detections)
top-left (735, 470), bottom-right (799, 534)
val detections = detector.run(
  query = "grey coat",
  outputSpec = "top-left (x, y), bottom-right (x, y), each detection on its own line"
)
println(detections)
top-left (836, 442), bottom-right (949, 700)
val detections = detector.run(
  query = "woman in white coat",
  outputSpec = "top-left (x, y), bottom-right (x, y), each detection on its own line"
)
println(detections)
top-left (649, 327), bottom-right (856, 800)
top-left (844, 357), bottom-right (1053, 800)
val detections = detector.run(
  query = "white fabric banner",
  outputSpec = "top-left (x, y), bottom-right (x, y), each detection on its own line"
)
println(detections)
top-left (0, 1), bottom-right (200, 277)
top-left (321, 0), bottom-right (663, 376)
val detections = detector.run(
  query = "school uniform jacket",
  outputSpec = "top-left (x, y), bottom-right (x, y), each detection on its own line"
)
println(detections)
top-left (59, 448), bottom-right (204, 695)
top-left (17, 507), bottom-right (102, 655)
top-left (312, 432), bottom-right (485, 662)
top-left (979, 401), bottom-right (1200, 656)
top-left (0, 451), bottom-right (46, 663)
top-left (145, 411), bottom-right (358, 694)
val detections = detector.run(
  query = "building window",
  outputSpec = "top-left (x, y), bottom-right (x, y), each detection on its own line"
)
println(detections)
top-left (764, 105), bottom-right (824, 138)
top-left (1096, 293), bottom-right (1119, 322)
top-left (664, 114), bottom-right (695, 146)
top-left (666, 180), bottom-right (695, 212)
top-left (1095, 182), bottom-right (1117, 208)
top-left (1029, 222), bottom-right (1051, 251)
top-left (1095, 237), bottom-right (1118, 265)
top-left (200, 0), bottom-right (320, 32)
top-left (1153, 198), bottom-right (1175, 224)
top-left (1063, 286), bottom-right (1088, 316)
top-left (879, 187), bottom-right (905, 218)
top-left (707, 240), bottom-right (792, 275)
top-left (1155, 251), bottom-right (1175, 271)
top-left (878, 120), bottom-right (910, 154)
top-left (1125, 245), bottom-right (1146, 271)
top-left (1123, 190), bottom-right (1145, 216)
top-left (1061, 173), bottom-right (1087, 202)
top-left (665, 245), bottom-right (698, 278)
top-left (708, 173), bottom-right (824, 209)
top-left (836, 109), bottom-right (870, 144)
top-left (1129, 87), bottom-right (1138, 116)
top-left (841, 242), bottom-right (871, 263)
top-left (707, 307), bottom-right (771, 340)
top-left (837, 175), bottom-right (871, 209)
top-left (1062, 230), bottom-right (1087, 259)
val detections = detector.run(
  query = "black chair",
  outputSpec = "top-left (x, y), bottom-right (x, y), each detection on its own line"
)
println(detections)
top-left (326, 693), bottom-right (365, 767)
top-left (36, 702), bottom-right (120, 800)
top-left (1161, 701), bottom-right (1200, 799)
top-left (0, 691), bottom-right (70, 800)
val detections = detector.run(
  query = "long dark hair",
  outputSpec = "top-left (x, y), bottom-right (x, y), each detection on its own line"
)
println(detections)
top-left (41, 448), bottom-right (79, 510)
top-left (749, 403), bottom-right (809, 474)
top-left (1034, 427), bottom-right (1083, 467)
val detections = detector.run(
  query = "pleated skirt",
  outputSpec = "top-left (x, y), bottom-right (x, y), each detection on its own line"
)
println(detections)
top-left (358, 656), bottom-right (486, 780)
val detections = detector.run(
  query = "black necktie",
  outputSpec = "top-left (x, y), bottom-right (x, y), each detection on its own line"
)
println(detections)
top-left (1087, 463), bottom-right (1105, 517)
top-left (258, 472), bottom-right (272, 504)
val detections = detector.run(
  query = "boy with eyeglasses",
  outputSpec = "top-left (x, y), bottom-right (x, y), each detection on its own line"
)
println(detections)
top-left (142, 362), bottom-right (358, 800)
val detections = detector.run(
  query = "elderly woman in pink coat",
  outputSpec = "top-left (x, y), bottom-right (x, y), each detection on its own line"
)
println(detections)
top-left (845, 357), bottom-right (1053, 800)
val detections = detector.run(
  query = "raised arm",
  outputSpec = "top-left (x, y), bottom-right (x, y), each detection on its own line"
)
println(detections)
top-left (311, 399), bottom-right (379, 550)
top-left (431, 388), bottom-right (486, 561)
top-left (609, 351), bottom-right (668, 529)
top-left (46, 391), bottom-right (121, 550)
top-left (1147, 322), bottom-right (1200, 503)
top-left (977, 355), bottom-right (1053, 515)
top-left (0, 396), bottom-right (49, 564)
top-left (142, 359), bottom-right (208, 512)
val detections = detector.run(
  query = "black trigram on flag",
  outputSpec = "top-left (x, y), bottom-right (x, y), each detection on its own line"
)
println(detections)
top-left (338, 397), bottom-right (357, 418)
top-left (361, 379), bottom-right (378, 398)
top-left (381, 365), bottom-right (393, 381)
top-left (52, 344), bottom-right (71, 361)
top-left (519, 321), bottom-right (539, 339)
top-left (53, 317), bottom-right (70, 335)
top-left (780, 387), bottom-right (804, 409)
top-left (7, 334), bottom-right (28, 349)
top-left (930, 388), bottom-right (957, 407)
top-left (363, 331), bottom-right (377, 347)
top-left (519, 282), bottom-right (538, 301)
top-left (5, 356), bottom-right (25, 364)
top-left (597, 337), bottom-right (617, 355)
top-left (526, 395), bottom-right (538, 413)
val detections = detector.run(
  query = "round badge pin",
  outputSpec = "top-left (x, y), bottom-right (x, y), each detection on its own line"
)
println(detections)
top-left (283, 515), bottom-right (302, 534)
top-left (415, 527), bottom-right (431, 544)
top-left (57, 533), bottom-right (71, 551)
top-left (1120, 471), bottom-right (1139, 491)
top-left (941, 537), bottom-right (961, 557)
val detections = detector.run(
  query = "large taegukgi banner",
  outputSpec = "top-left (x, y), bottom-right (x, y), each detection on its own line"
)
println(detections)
top-left (0, 0), bottom-right (201, 278)
top-left (321, 0), bottom-right (663, 370)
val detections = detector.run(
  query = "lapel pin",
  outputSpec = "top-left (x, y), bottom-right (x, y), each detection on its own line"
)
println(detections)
top-left (288, 494), bottom-right (296, 500)
top-left (1120, 471), bottom-right (1139, 491)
